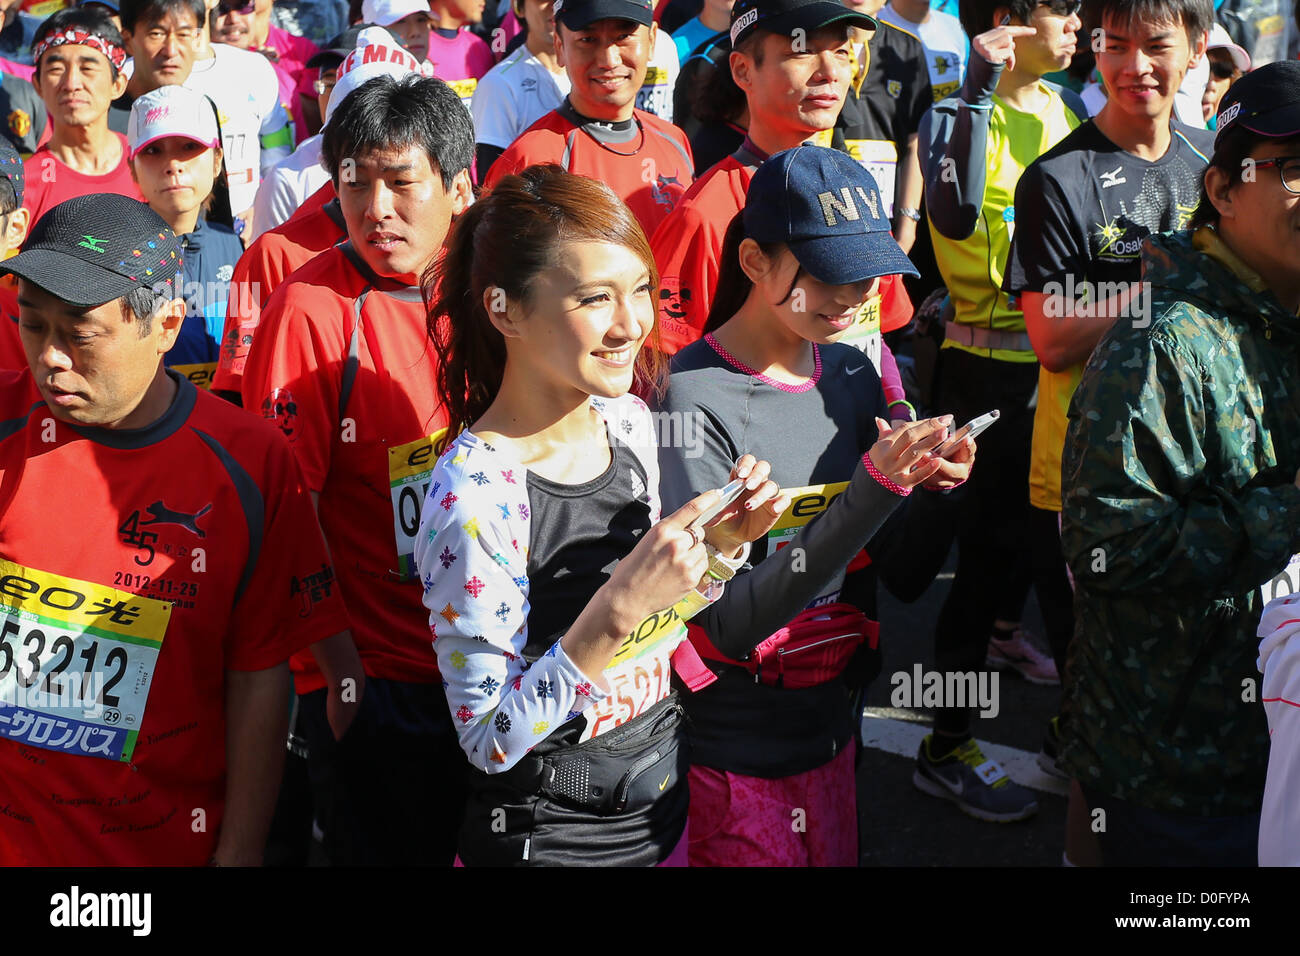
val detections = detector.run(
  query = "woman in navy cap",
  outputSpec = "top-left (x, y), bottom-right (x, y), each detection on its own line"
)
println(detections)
top-left (656, 144), bottom-right (975, 866)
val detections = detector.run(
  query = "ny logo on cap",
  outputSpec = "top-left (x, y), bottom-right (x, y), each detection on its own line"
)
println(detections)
top-left (818, 186), bottom-right (880, 227)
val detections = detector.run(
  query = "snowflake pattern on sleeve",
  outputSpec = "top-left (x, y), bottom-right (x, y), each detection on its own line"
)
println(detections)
top-left (413, 431), bottom-right (610, 773)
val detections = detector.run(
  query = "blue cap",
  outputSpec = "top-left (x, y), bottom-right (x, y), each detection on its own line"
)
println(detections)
top-left (743, 146), bottom-right (919, 285)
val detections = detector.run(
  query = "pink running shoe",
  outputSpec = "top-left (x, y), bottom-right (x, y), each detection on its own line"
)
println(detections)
top-left (985, 630), bottom-right (1060, 685)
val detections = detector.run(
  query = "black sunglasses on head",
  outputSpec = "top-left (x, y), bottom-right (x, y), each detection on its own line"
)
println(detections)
top-left (216, 0), bottom-right (255, 14)
top-left (1036, 0), bottom-right (1083, 16)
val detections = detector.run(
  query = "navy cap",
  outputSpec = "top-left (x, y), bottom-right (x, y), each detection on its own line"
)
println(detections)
top-left (553, 0), bottom-right (654, 30)
top-left (1215, 60), bottom-right (1300, 145)
top-left (744, 146), bottom-right (918, 284)
top-left (0, 194), bottom-right (181, 308)
top-left (76, 0), bottom-right (121, 11)
top-left (730, 0), bottom-right (875, 48)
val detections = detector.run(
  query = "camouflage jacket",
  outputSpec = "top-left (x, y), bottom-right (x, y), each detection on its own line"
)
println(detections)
top-left (1060, 227), bottom-right (1300, 817)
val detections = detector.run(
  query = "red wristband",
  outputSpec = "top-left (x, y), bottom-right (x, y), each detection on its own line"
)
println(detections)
top-left (862, 452), bottom-right (911, 497)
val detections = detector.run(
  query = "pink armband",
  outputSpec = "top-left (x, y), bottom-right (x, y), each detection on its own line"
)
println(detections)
top-left (862, 451), bottom-right (911, 497)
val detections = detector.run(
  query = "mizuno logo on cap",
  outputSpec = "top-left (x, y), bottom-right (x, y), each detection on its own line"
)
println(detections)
top-left (731, 7), bottom-right (758, 43)
top-left (1218, 101), bottom-right (1241, 129)
top-left (818, 186), bottom-right (880, 226)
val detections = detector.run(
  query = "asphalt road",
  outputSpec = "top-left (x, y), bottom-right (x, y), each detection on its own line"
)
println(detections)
top-left (857, 546), bottom-right (1068, 867)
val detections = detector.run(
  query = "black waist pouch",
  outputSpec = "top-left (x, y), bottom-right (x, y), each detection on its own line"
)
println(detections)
top-left (501, 694), bottom-right (688, 816)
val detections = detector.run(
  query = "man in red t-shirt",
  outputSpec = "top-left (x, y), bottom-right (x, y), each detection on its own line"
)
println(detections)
top-left (22, 8), bottom-right (144, 228)
top-left (242, 73), bottom-right (473, 865)
top-left (0, 193), bottom-right (353, 865)
top-left (211, 182), bottom-right (342, 401)
top-left (483, 0), bottom-right (693, 237)
top-left (649, 0), bottom-right (917, 358)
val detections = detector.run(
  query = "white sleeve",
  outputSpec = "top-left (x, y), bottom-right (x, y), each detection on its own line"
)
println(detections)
top-left (251, 165), bottom-right (295, 239)
top-left (1258, 596), bottom-right (1300, 865)
top-left (414, 442), bottom-right (610, 774)
top-left (471, 61), bottom-right (521, 150)
top-left (252, 55), bottom-right (294, 169)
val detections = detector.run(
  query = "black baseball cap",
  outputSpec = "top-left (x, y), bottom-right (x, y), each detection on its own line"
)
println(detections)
top-left (1215, 60), bottom-right (1300, 145)
top-left (553, 0), bottom-right (654, 30)
top-left (730, 0), bottom-right (875, 48)
top-left (0, 194), bottom-right (181, 308)
top-left (306, 25), bottom-right (365, 69)
top-left (744, 146), bottom-right (918, 284)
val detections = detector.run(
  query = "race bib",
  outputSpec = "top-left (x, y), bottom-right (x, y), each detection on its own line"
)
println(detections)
top-left (844, 139), bottom-right (898, 220)
top-left (171, 362), bottom-right (215, 391)
top-left (389, 430), bottom-right (448, 581)
top-left (446, 78), bottom-right (477, 111)
top-left (1261, 553), bottom-right (1300, 606)
top-left (579, 589), bottom-right (707, 741)
top-left (766, 482), bottom-right (851, 608)
top-left (636, 67), bottom-right (672, 120)
top-left (0, 560), bottom-right (171, 763)
top-left (836, 294), bottom-right (883, 374)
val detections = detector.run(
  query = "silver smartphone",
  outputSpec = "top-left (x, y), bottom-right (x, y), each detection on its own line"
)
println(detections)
top-left (934, 409), bottom-right (1000, 458)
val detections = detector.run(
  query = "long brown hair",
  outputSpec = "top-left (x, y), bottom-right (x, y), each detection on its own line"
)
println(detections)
top-left (425, 164), bottom-right (664, 454)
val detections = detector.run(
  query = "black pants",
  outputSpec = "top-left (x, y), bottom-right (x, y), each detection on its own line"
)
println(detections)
top-left (297, 677), bottom-right (468, 866)
top-left (1081, 786), bottom-right (1259, 866)
top-left (931, 348), bottom-right (1039, 736)
top-left (1029, 505), bottom-right (1075, 682)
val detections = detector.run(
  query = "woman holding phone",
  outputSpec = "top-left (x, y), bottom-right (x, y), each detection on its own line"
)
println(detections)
top-left (414, 165), bottom-right (787, 866)
top-left (656, 146), bottom-right (977, 866)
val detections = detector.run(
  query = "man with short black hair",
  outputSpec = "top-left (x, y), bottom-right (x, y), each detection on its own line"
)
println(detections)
top-left (24, 7), bottom-right (144, 226)
top-left (242, 73), bottom-right (474, 865)
top-left (483, 0), bottom-right (694, 236)
top-left (0, 193), bottom-right (352, 865)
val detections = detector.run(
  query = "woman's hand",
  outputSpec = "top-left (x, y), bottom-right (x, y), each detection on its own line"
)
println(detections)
top-left (701, 455), bottom-right (788, 558)
top-left (599, 489), bottom-right (720, 631)
top-left (923, 431), bottom-right (976, 491)
top-left (868, 416), bottom-right (952, 489)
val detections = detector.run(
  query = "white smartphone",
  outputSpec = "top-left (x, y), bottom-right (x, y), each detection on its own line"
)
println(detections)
top-left (933, 409), bottom-right (1000, 458)
top-left (690, 478), bottom-right (748, 531)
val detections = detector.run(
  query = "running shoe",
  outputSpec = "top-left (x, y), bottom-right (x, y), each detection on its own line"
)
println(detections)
top-left (1036, 715), bottom-right (1068, 780)
top-left (985, 629), bottom-right (1060, 685)
top-left (913, 735), bottom-right (1039, 822)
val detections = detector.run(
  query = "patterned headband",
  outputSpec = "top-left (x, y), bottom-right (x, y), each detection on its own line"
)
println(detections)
top-left (32, 29), bottom-right (128, 73)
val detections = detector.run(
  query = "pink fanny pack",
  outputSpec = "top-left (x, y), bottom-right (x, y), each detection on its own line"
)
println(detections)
top-left (687, 602), bottom-right (878, 690)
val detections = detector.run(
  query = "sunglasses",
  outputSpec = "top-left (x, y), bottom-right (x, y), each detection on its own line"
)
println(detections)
top-left (216, 0), bottom-right (255, 14)
top-left (1036, 0), bottom-right (1083, 16)
top-left (1208, 58), bottom-right (1238, 80)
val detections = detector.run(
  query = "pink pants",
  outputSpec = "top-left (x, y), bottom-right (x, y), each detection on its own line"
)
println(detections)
top-left (687, 744), bottom-right (857, 866)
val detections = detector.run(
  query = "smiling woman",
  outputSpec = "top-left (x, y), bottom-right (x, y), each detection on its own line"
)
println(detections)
top-left (415, 163), bottom-right (786, 866)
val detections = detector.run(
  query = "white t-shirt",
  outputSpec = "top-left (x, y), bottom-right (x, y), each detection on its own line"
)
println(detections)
top-left (185, 43), bottom-right (295, 214)
top-left (471, 46), bottom-right (570, 149)
top-left (877, 4), bottom-right (968, 101)
top-left (251, 133), bottom-right (329, 239)
top-left (635, 28), bottom-right (679, 123)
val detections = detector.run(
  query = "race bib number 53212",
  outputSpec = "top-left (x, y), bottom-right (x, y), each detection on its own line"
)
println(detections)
top-left (0, 559), bottom-right (171, 762)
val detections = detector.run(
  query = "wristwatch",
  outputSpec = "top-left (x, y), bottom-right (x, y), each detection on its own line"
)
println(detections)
top-left (896, 206), bottom-right (922, 223)
top-left (705, 542), bottom-right (751, 582)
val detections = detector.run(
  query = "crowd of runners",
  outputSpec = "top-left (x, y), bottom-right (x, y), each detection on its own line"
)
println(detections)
top-left (0, 0), bottom-right (1298, 868)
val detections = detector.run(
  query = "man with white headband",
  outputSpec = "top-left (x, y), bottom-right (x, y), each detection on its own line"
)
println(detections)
top-left (22, 6), bottom-right (143, 226)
